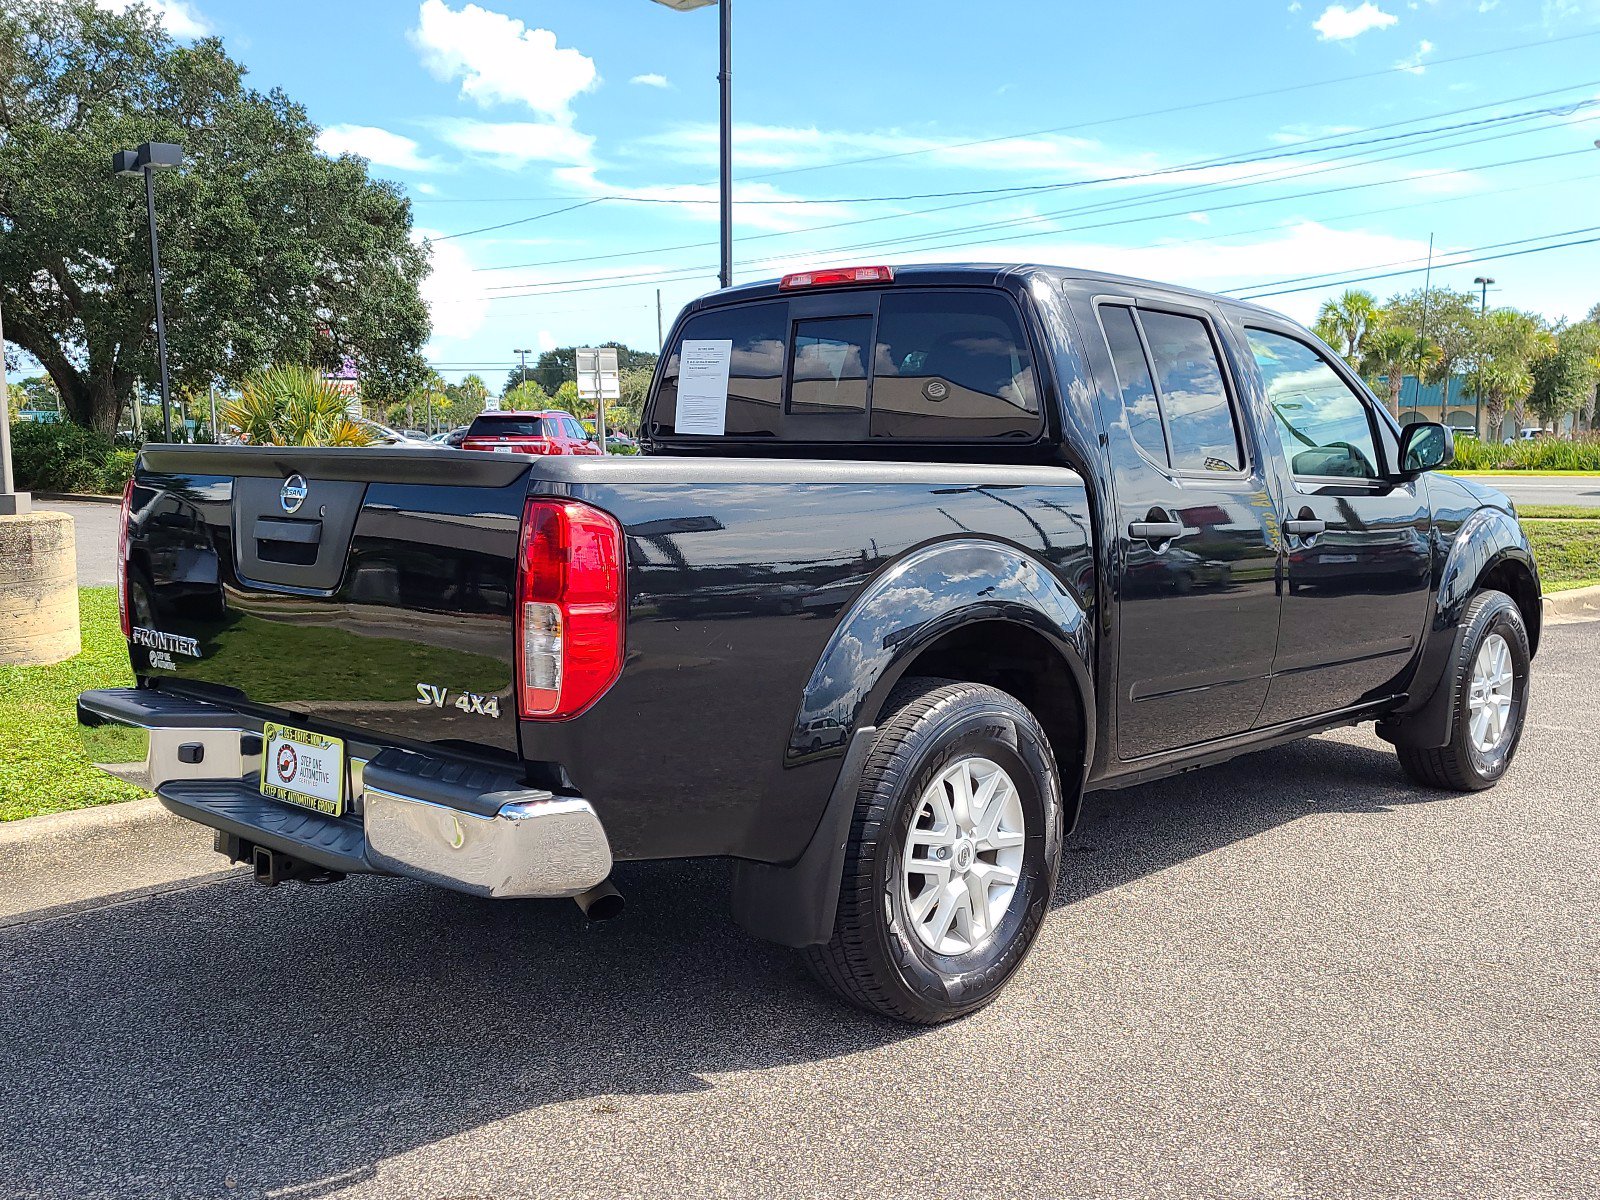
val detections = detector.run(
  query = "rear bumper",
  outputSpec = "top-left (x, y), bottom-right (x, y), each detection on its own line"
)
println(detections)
top-left (76, 688), bottom-right (612, 898)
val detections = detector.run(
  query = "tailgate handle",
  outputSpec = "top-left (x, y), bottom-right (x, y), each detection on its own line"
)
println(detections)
top-left (253, 518), bottom-right (323, 545)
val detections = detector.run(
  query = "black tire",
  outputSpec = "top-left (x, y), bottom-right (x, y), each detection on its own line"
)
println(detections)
top-left (803, 677), bottom-right (1065, 1024)
top-left (1397, 589), bottom-right (1530, 791)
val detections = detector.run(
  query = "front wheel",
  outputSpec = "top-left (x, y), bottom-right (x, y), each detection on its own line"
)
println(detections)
top-left (803, 678), bottom-right (1064, 1024)
top-left (1397, 589), bottom-right (1530, 791)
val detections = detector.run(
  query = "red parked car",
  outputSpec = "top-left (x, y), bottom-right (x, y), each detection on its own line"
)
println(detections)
top-left (461, 410), bottom-right (602, 456)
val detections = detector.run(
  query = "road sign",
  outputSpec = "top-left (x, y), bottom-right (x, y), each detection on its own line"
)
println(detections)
top-left (576, 347), bottom-right (620, 401)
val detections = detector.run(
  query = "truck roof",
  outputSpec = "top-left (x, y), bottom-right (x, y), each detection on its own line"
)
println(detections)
top-left (691, 261), bottom-right (1286, 321)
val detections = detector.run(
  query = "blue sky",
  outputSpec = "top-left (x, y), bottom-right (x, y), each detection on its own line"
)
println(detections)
top-left (121, 0), bottom-right (1600, 383)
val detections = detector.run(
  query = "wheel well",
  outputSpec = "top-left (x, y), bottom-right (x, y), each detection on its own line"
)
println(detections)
top-left (883, 621), bottom-right (1088, 789)
top-left (1477, 558), bottom-right (1541, 655)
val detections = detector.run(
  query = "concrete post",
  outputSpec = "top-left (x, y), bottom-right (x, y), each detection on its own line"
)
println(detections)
top-left (0, 509), bottom-right (80, 665)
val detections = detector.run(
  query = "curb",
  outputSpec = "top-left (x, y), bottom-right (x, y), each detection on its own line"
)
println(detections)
top-left (34, 492), bottom-right (122, 506)
top-left (0, 796), bottom-right (164, 845)
top-left (1542, 584), bottom-right (1600, 621)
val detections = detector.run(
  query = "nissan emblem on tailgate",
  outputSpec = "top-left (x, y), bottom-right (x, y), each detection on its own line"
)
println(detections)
top-left (280, 474), bottom-right (308, 514)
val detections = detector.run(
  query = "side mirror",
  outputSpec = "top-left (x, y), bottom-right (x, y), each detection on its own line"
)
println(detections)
top-left (1397, 421), bottom-right (1454, 477)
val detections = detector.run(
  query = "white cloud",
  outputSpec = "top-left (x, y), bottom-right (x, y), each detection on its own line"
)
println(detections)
top-left (316, 124), bottom-right (441, 172)
top-left (1395, 39), bottom-right (1434, 73)
top-left (411, 0), bottom-right (598, 119)
top-left (1312, 2), bottom-right (1399, 39)
top-left (95, 0), bottom-right (208, 37)
top-left (536, 329), bottom-right (557, 353)
top-left (630, 73), bottom-right (671, 89)
top-left (416, 229), bottom-right (489, 341)
top-left (433, 119), bottom-right (595, 169)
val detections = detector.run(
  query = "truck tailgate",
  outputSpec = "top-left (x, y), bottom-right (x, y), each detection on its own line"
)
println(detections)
top-left (129, 445), bottom-right (530, 758)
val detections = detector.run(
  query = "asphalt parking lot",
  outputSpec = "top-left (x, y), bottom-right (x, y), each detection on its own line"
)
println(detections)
top-left (2, 617), bottom-right (1597, 1200)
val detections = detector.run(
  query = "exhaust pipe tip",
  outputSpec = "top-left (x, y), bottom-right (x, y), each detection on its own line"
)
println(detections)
top-left (573, 879), bottom-right (624, 922)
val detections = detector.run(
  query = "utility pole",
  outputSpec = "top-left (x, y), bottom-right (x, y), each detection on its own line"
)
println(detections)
top-left (1416, 232), bottom-right (1433, 425)
top-left (1473, 276), bottom-right (1495, 439)
top-left (657, 289), bottom-right (665, 352)
top-left (717, 0), bottom-right (732, 288)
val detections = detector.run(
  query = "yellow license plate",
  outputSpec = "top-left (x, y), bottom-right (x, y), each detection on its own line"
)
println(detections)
top-left (261, 722), bottom-right (346, 817)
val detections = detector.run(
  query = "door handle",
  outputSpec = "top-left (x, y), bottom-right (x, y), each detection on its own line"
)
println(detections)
top-left (1283, 518), bottom-right (1326, 537)
top-left (1128, 520), bottom-right (1183, 543)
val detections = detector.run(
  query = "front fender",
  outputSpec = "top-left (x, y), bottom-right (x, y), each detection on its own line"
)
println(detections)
top-left (789, 537), bottom-right (1095, 770)
top-left (1380, 505), bottom-right (1538, 749)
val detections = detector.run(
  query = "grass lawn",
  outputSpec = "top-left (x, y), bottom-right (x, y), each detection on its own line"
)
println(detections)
top-left (1443, 470), bottom-right (1600, 477)
top-left (1519, 505), bottom-right (1600, 521)
top-left (0, 588), bottom-right (142, 821)
top-left (1524, 520), bottom-right (1600, 593)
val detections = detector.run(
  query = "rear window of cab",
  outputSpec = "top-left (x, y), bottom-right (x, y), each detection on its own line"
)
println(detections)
top-left (467, 415), bottom-right (554, 437)
top-left (647, 288), bottom-right (1045, 443)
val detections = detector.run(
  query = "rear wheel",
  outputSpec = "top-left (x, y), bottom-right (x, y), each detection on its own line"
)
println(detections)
top-left (803, 678), bottom-right (1064, 1024)
top-left (1397, 589), bottom-right (1530, 791)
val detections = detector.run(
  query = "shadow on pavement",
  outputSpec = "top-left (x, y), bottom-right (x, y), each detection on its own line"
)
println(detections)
top-left (0, 733), bottom-right (1437, 1199)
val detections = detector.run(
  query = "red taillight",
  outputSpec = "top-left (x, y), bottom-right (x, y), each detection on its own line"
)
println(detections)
top-left (779, 265), bottom-right (893, 290)
top-left (117, 479), bottom-right (134, 638)
top-left (515, 499), bottom-right (624, 719)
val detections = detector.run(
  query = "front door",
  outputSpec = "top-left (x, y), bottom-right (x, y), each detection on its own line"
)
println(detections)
top-left (1087, 298), bottom-right (1283, 759)
top-left (1239, 325), bottom-right (1433, 723)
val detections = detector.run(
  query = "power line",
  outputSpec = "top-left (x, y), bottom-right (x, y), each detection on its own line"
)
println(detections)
top-left (1237, 233), bottom-right (1600, 299)
top-left (475, 136), bottom-right (1600, 302)
top-left (1224, 223), bottom-right (1600, 294)
top-left (461, 82), bottom-right (1600, 260)
top-left (473, 101), bottom-right (1599, 286)
top-left (739, 29), bottom-right (1600, 183)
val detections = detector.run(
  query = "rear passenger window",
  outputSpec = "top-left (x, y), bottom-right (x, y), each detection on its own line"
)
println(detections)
top-left (647, 288), bottom-right (1045, 444)
top-left (871, 291), bottom-right (1041, 440)
top-left (1138, 310), bottom-right (1243, 473)
top-left (652, 302), bottom-right (786, 437)
top-left (790, 317), bottom-right (871, 415)
top-left (1099, 306), bottom-right (1167, 465)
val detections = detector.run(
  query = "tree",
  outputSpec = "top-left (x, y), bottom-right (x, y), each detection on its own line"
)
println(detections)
top-left (1361, 325), bottom-right (1437, 420)
top-left (219, 366), bottom-right (372, 446)
top-left (549, 379), bottom-right (584, 418)
top-left (511, 343), bottom-right (659, 395)
top-left (1468, 310), bottom-right (1544, 441)
top-left (6, 374), bottom-right (61, 418)
top-left (0, 1), bottom-right (431, 434)
top-left (1384, 287), bottom-right (1477, 412)
top-left (504, 379), bottom-right (551, 410)
top-left (1313, 289), bottom-right (1381, 367)
top-left (1530, 321), bottom-right (1600, 431)
top-left (608, 365), bottom-right (654, 435)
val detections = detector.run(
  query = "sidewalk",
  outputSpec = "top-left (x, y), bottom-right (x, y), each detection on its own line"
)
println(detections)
top-left (0, 799), bottom-right (244, 928)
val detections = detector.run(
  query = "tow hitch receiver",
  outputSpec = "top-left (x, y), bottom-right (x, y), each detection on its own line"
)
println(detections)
top-left (222, 834), bottom-right (346, 887)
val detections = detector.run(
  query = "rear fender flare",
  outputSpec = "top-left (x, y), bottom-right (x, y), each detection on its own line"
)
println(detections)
top-left (789, 537), bottom-right (1095, 774)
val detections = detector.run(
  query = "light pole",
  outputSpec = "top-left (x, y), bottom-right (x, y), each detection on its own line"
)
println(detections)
top-left (1473, 276), bottom-right (1495, 439)
top-left (113, 141), bottom-right (183, 442)
top-left (651, 0), bottom-right (732, 289)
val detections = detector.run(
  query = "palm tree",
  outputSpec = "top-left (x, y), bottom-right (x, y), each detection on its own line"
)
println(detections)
top-left (220, 366), bottom-right (374, 447)
top-left (1469, 310), bottom-right (1544, 442)
top-left (1314, 289), bottom-right (1382, 368)
top-left (1362, 326), bottom-right (1415, 420)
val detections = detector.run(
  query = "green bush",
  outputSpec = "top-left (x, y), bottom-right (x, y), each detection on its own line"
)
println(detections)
top-left (98, 448), bottom-right (138, 492)
top-left (8, 420), bottom-right (117, 492)
top-left (1450, 433), bottom-right (1600, 471)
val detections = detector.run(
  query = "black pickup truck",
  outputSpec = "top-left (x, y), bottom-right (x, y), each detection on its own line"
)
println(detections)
top-left (79, 263), bottom-right (1539, 1024)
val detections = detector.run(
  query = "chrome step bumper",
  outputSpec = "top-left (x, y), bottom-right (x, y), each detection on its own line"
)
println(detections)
top-left (76, 688), bottom-right (612, 898)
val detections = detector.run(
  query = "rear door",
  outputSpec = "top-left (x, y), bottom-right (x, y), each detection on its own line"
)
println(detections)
top-left (1083, 295), bottom-right (1282, 759)
top-left (1236, 322), bottom-right (1432, 722)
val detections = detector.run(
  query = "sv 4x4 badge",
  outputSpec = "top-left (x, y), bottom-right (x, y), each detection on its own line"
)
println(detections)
top-left (416, 683), bottom-right (501, 719)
